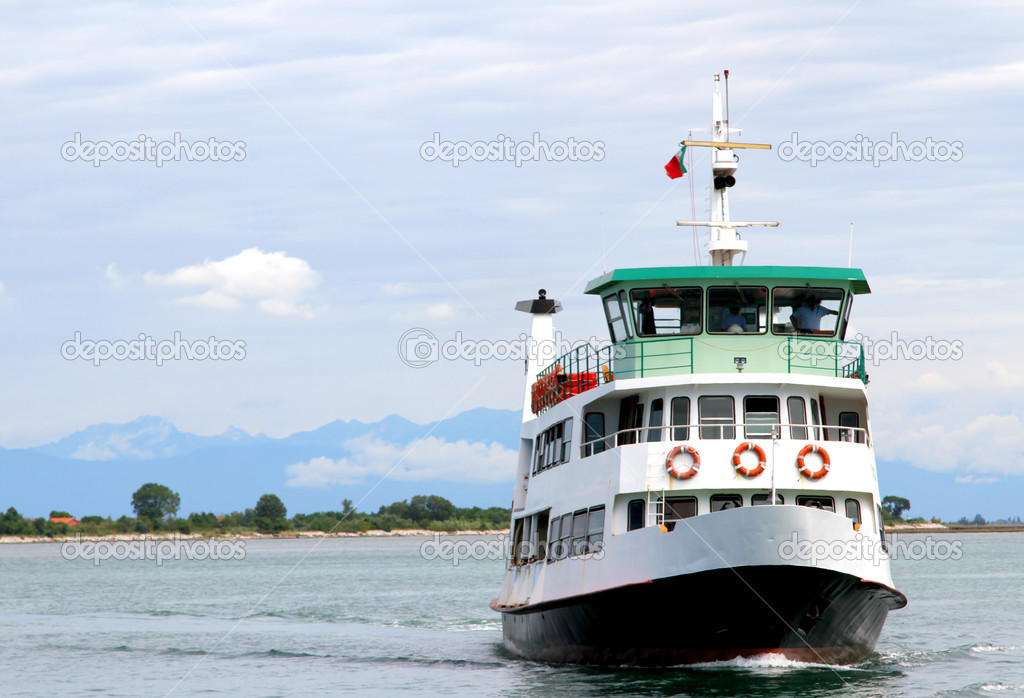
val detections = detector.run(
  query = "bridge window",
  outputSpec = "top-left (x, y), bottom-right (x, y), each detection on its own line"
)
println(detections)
top-left (744, 396), bottom-right (780, 439)
top-left (752, 493), bottom-right (784, 505)
top-left (708, 286), bottom-right (767, 334)
top-left (603, 291), bottom-right (632, 343)
top-left (772, 287), bottom-right (845, 336)
top-left (699, 396), bottom-right (735, 439)
top-left (630, 287), bottom-right (702, 336)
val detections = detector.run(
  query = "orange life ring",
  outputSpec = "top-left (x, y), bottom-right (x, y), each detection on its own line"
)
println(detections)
top-left (732, 442), bottom-right (766, 477)
top-left (797, 444), bottom-right (830, 479)
top-left (665, 445), bottom-right (700, 479)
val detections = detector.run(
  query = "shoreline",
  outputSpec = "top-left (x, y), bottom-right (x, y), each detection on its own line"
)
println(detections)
top-left (0, 529), bottom-right (508, 544)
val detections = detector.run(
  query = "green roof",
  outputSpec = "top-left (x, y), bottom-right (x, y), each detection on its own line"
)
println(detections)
top-left (583, 265), bottom-right (870, 295)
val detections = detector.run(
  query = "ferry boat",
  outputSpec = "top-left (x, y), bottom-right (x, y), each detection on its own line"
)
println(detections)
top-left (491, 72), bottom-right (907, 666)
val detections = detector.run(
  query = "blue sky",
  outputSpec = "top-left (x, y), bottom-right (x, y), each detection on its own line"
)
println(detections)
top-left (1, 1), bottom-right (1022, 516)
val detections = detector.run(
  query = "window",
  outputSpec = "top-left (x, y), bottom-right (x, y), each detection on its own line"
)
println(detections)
top-left (603, 291), bottom-right (632, 343)
top-left (744, 396), bottom-right (780, 439)
top-left (699, 396), bottom-right (735, 439)
top-left (534, 511), bottom-right (549, 562)
top-left (630, 287), bottom-right (702, 336)
top-left (877, 503), bottom-right (888, 553)
top-left (663, 496), bottom-right (697, 531)
top-left (708, 286), bottom-right (768, 334)
top-left (810, 398), bottom-right (822, 440)
top-left (571, 509), bottom-right (589, 556)
top-left (671, 397), bottom-right (690, 441)
top-left (534, 418), bottom-right (573, 474)
top-left (627, 499), bottom-right (646, 531)
top-left (796, 495), bottom-right (835, 512)
top-left (788, 397), bottom-right (808, 440)
top-left (772, 287), bottom-right (845, 336)
top-left (511, 517), bottom-right (524, 563)
top-left (617, 396), bottom-right (642, 446)
top-left (845, 498), bottom-right (862, 524)
top-left (839, 411), bottom-right (861, 443)
top-left (557, 513), bottom-right (573, 559)
top-left (752, 493), bottom-right (784, 506)
top-left (648, 399), bottom-right (664, 443)
top-left (711, 494), bottom-right (743, 511)
top-left (547, 516), bottom-right (561, 562)
top-left (583, 412), bottom-right (606, 457)
top-left (587, 507), bottom-right (605, 551)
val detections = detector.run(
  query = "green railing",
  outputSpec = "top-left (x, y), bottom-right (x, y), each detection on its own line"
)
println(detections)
top-left (530, 336), bottom-right (866, 415)
top-left (785, 337), bottom-right (867, 384)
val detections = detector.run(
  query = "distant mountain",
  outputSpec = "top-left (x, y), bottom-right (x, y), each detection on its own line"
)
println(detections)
top-left (0, 407), bottom-right (522, 518)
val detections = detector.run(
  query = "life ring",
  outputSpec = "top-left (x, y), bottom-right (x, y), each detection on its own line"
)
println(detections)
top-left (797, 444), bottom-right (830, 479)
top-left (732, 442), bottom-right (766, 477)
top-left (665, 445), bottom-right (700, 479)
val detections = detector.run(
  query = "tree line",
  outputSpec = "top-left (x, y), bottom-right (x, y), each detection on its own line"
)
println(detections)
top-left (0, 483), bottom-right (510, 537)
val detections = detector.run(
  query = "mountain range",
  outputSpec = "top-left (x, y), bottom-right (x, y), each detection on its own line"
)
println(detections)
top-left (0, 408), bottom-right (522, 519)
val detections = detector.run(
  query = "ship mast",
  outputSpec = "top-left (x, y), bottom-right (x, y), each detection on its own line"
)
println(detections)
top-left (676, 71), bottom-right (778, 266)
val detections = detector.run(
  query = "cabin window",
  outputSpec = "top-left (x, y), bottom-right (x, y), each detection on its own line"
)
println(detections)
top-left (587, 506), bottom-right (605, 551)
top-left (617, 396), bottom-right (643, 446)
top-left (511, 517), bottom-right (525, 563)
top-left (547, 516), bottom-right (561, 562)
top-left (744, 396), bottom-right (780, 439)
top-left (845, 498), bottom-right (862, 524)
top-left (671, 397), bottom-right (690, 441)
top-left (662, 496), bottom-right (697, 531)
top-left (797, 495), bottom-right (835, 512)
top-left (571, 509), bottom-right (589, 556)
top-left (557, 513), bottom-right (573, 560)
top-left (699, 396), bottom-right (735, 439)
top-left (810, 398), bottom-right (823, 440)
top-left (788, 397), bottom-right (808, 440)
top-left (627, 499), bottom-right (646, 531)
top-left (583, 412), bottom-right (606, 457)
top-left (534, 418), bottom-right (573, 473)
top-left (752, 493), bottom-right (784, 505)
top-left (630, 287), bottom-right (702, 336)
top-left (877, 503), bottom-right (888, 552)
top-left (711, 494), bottom-right (743, 511)
top-left (707, 286), bottom-right (768, 334)
top-left (648, 398), bottom-right (664, 442)
top-left (771, 287), bottom-right (845, 336)
top-left (603, 291), bottom-right (633, 343)
top-left (839, 411), bottom-right (861, 443)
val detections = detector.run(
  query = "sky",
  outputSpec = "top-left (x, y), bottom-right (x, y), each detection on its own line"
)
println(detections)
top-left (1, 0), bottom-right (1022, 516)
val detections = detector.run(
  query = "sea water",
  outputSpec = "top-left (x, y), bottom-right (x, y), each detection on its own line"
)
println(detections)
top-left (1, 532), bottom-right (1022, 697)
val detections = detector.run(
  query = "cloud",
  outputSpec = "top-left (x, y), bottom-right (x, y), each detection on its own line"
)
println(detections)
top-left (145, 248), bottom-right (320, 317)
top-left (890, 413), bottom-right (1024, 476)
top-left (393, 302), bottom-right (457, 323)
top-left (954, 475), bottom-right (999, 485)
top-left (285, 434), bottom-right (517, 487)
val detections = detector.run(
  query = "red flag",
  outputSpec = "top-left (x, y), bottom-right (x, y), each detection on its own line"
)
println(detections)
top-left (664, 145), bottom-right (687, 179)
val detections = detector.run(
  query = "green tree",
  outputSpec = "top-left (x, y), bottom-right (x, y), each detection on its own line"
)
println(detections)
top-left (131, 483), bottom-right (181, 520)
top-left (407, 495), bottom-right (455, 523)
top-left (881, 496), bottom-right (911, 521)
top-left (49, 510), bottom-right (72, 519)
top-left (254, 494), bottom-right (288, 532)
